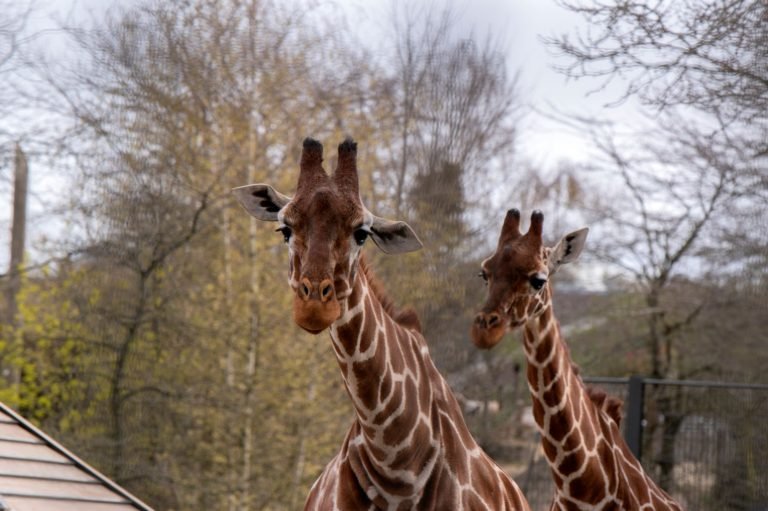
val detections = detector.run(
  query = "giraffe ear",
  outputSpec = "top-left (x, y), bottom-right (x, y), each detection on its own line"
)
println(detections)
top-left (548, 227), bottom-right (588, 273)
top-left (232, 184), bottom-right (291, 221)
top-left (370, 216), bottom-right (423, 254)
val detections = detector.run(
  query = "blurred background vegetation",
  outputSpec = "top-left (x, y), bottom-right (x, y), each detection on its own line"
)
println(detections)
top-left (0, 0), bottom-right (765, 509)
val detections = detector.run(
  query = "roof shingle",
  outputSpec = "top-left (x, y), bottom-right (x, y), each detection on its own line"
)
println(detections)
top-left (0, 403), bottom-right (153, 511)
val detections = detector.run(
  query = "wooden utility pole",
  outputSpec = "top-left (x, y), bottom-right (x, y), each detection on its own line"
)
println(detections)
top-left (6, 142), bottom-right (28, 324)
top-left (4, 143), bottom-right (28, 395)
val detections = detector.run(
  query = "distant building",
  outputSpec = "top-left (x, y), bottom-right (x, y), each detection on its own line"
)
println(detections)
top-left (0, 402), bottom-right (153, 511)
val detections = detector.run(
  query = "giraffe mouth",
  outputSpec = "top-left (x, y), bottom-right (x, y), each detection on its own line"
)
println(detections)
top-left (293, 295), bottom-right (341, 335)
top-left (471, 308), bottom-right (527, 349)
top-left (471, 317), bottom-right (508, 349)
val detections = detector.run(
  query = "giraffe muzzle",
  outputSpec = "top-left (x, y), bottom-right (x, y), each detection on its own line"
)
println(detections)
top-left (471, 311), bottom-right (507, 349)
top-left (293, 277), bottom-right (341, 334)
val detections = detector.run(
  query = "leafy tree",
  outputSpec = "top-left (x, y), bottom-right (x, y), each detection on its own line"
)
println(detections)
top-left (22, 0), bottom-right (363, 507)
top-left (0, 266), bottom-right (98, 432)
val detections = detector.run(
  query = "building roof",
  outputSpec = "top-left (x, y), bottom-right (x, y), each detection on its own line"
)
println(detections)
top-left (0, 402), bottom-right (153, 511)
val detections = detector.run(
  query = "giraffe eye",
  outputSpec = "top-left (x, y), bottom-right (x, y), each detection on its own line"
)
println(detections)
top-left (529, 274), bottom-right (547, 290)
top-left (276, 226), bottom-right (292, 243)
top-left (477, 270), bottom-right (488, 284)
top-left (353, 228), bottom-right (370, 246)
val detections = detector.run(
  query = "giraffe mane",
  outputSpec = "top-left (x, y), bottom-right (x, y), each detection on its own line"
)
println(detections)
top-left (359, 255), bottom-right (422, 332)
top-left (585, 385), bottom-right (624, 426)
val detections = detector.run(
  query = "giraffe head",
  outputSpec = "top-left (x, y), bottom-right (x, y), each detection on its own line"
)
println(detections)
top-left (471, 209), bottom-right (588, 349)
top-left (233, 137), bottom-right (422, 334)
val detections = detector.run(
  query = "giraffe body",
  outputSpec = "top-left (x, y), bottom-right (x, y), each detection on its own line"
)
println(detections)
top-left (305, 260), bottom-right (527, 510)
top-left (472, 210), bottom-right (684, 511)
top-left (234, 139), bottom-right (530, 510)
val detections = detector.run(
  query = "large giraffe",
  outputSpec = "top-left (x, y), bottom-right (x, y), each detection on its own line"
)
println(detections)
top-left (233, 138), bottom-right (531, 510)
top-left (471, 209), bottom-right (684, 511)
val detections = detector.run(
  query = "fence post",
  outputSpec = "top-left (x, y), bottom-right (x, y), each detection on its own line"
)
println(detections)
top-left (625, 375), bottom-right (644, 459)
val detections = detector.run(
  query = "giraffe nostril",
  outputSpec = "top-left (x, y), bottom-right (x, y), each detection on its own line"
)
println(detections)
top-left (488, 313), bottom-right (500, 327)
top-left (319, 280), bottom-right (334, 302)
top-left (300, 278), bottom-right (312, 300)
top-left (474, 314), bottom-right (486, 328)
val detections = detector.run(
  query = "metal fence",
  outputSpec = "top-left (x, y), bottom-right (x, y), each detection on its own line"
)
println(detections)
top-left (513, 377), bottom-right (768, 511)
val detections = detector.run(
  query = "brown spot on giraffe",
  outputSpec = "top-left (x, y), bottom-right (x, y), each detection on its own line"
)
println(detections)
top-left (471, 209), bottom-right (685, 510)
top-left (234, 138), bottom-right (530, 510)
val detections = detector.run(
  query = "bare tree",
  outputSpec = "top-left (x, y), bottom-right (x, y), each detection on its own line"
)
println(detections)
top-left (0, 0), bottom-right (33, 84)
top-left (556, 110), bottom-right (745, 489)
top-left (0, 0), bottom-right (33, 188)
top-left (547, 3), bottom-right (768, 488)
top-left (550, 0), bottom-right (768, 263)
top-left (364, 4), bottom-right (524, 382)
top-left (549, 0), bottom-right (768, 372)
top-left (550, 0), bottom-right (767, 150)
top-left (372, 3), bottom-right (521, 218)
top-left (586, 121), bottom-right (733, 372)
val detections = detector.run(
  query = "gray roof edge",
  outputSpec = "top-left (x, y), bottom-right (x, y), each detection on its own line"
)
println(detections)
top-left (0, 401), bottom-right (155, 511)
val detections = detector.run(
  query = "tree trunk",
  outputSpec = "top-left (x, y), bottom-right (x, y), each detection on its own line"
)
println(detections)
top-left (220, 151), bottom-right (239, 511)
top-left (646, 288), bottom-right (663, 379)
top-left (240, 125), bottom-right (262, 510)
top-left (655, 387), bottom-right (684, 491)
top-left (110, 274), bottom-right (146, 482)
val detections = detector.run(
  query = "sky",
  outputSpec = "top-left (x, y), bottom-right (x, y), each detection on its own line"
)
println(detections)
top-left (1, 0), bottom-right (639, 278)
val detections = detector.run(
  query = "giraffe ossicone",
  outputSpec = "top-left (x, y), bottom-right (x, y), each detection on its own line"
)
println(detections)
top-left (234, 138), bottom-right (531, 510)
top-left (472, 209), bottom-right (685, 511)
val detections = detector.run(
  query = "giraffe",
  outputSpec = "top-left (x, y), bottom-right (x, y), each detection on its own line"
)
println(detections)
top-left (470, 209), bottom-right (685, 511)
top-left (233, 138), bottom-right (531, 511)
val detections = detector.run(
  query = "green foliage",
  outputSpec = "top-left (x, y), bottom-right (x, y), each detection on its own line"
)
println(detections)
top-left (0, 268), bottom-right (99, 433)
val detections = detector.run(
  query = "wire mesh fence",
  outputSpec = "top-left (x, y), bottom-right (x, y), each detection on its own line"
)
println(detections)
top-left (509, 377), bottom-right (768, 511)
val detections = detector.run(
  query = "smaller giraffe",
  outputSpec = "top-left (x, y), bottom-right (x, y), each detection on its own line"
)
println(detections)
top-left (234, 138), bottom-right (531, 510)
top-left (471, 209), bottom-right (684, 511)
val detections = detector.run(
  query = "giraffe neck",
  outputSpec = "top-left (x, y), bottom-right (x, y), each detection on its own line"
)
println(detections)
top-left (522, 301), bottom-right (613, 502)
top-left (522, 301), bottom-right (685, 510)
top-left (327, 267), bottom-right (441, 495)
